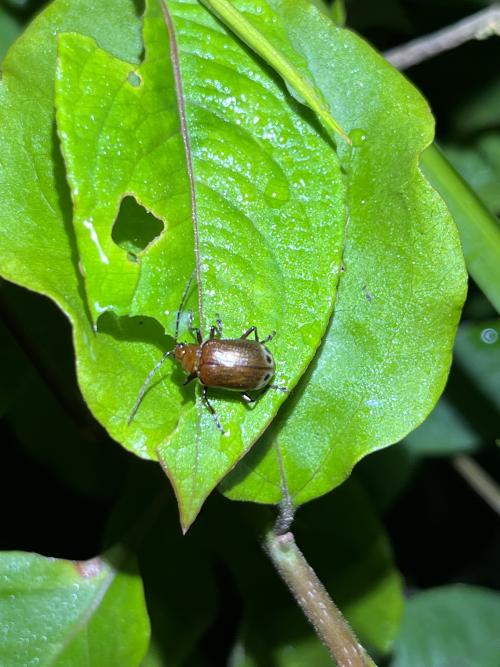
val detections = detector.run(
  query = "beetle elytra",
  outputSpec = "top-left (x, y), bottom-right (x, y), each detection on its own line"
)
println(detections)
top-left (128, 276), bottom-right (287, 434)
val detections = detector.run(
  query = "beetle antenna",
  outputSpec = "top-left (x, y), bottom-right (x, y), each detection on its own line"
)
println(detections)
top-left (128, 349), bottom-right (174, 425)
top-left (175, 269), bottom-right (196, 341)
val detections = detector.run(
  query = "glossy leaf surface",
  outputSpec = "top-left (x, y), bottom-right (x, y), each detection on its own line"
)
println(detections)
top-left (0, 550), bottom-right (149, 667)
top-left (55, 0), bottom-right (345, 527)
top-left (0, 0), bottom-right (467, 527)
top-left (220, 0), bottom-right (467, 505)
top-left (0, 0), bottom-right (344, 529)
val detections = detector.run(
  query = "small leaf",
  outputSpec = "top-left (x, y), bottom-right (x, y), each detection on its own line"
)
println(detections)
top-left (0, 550), bottom-right (150, 667)
top-left (54, 5), bottom-right (193, 325)
top-left (391, 585), bottom-right (500, 667)
top-left (220, 0), bottom-right (467, 506)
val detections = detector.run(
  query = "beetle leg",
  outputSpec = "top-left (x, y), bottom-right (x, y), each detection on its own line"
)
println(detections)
top-left (190, 327), bottom-right (202, 345)
top-left (241, 327), bottom-right (275, 343)
top-left (187, 311), bottom-right (203, 344)
top-left (260, 330), bottom-right (276, 344)
top-left (270, 384), bottom-right (289, 394)
top-left (240, 391), bottom-right (256, 404)
top-left (201, 386), bottom-right (225, 434)
top-left (209, 323), bottom-right (221, 339)
top-left (241, 326), bottom-right (258, 341)
top-left (209, 316), bottom-right (223, 339)
top-left (183, 372), bottom-right (197, 386)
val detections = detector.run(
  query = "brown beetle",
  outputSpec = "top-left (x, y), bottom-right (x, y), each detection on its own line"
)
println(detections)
top-left (128, 280), bottom-right (286, 433)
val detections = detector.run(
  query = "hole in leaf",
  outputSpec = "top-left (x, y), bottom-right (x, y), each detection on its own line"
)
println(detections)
top-left (112, 196), bottom-right (164, 256)
top-left (127, 71), bottom-right (142, 88)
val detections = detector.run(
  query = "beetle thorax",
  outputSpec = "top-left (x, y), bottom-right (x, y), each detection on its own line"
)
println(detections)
top-left (174, 343), bottom-right (201, 374)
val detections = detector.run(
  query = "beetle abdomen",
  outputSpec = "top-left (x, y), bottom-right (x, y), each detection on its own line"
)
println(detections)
top-left (198, 339), bottom-right (275, 391)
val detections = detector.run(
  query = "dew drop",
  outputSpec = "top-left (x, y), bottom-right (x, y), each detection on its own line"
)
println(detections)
top-left (264, 177), bottom-right (289, 208)
top-left (349, 128), bottom-right (367, 147)
top-left (127, 71), bottom-right (142, 88)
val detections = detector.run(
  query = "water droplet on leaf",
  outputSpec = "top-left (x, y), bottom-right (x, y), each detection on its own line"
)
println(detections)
top-left (264, 177), bottom-right (289, 208)
top-left (349, 128), bottom-right (367, 147)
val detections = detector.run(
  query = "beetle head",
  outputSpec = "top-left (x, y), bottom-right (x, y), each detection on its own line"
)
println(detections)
top-left (174, 342), bottom-right (200, 374)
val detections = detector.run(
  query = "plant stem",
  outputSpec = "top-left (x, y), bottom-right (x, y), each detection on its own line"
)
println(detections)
top-left (263, 527), bottom-right (377, 667)
top-left (453, 454), bottom-right (500, 517)
top-left (385, 4), bottom-right (500, 70)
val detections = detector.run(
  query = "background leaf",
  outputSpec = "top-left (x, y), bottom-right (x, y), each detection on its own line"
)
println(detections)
top-left (391, 585), bottom-right (500, 667)
top-left (0, 550), bottom-right (150, 667)
top-left (0, 281), bottom-right (127, 498)
top-left (421, 145), bottom-right (500, 314)
top-left (219, 0), bottom-right (467, 506)
top-left (405, 318), bottom-right (500, 456)
top-left (0, 6), bottom-right (20, 60)
top-left (102, 464), bottom-right (219, 667)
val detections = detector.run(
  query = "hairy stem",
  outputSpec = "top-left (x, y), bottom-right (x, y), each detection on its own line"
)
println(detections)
top-left (264, 528), bottom-right (377, 667)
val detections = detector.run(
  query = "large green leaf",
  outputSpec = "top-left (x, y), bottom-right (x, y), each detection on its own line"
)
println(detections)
top-left (55, 0), bottom-right (345, 527)
top-left (219, 0), bottom-right (467, 505)
top-left (0, 0), bottom-right (146, 479)
top-left (0, 0), bottom-right (467, 527)
top-left (391, 585), bottom-right (500, 667)
top-left (1, 0), bottom-right (345, 529)
top-left (0, 550), bottom-right (149, 667)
